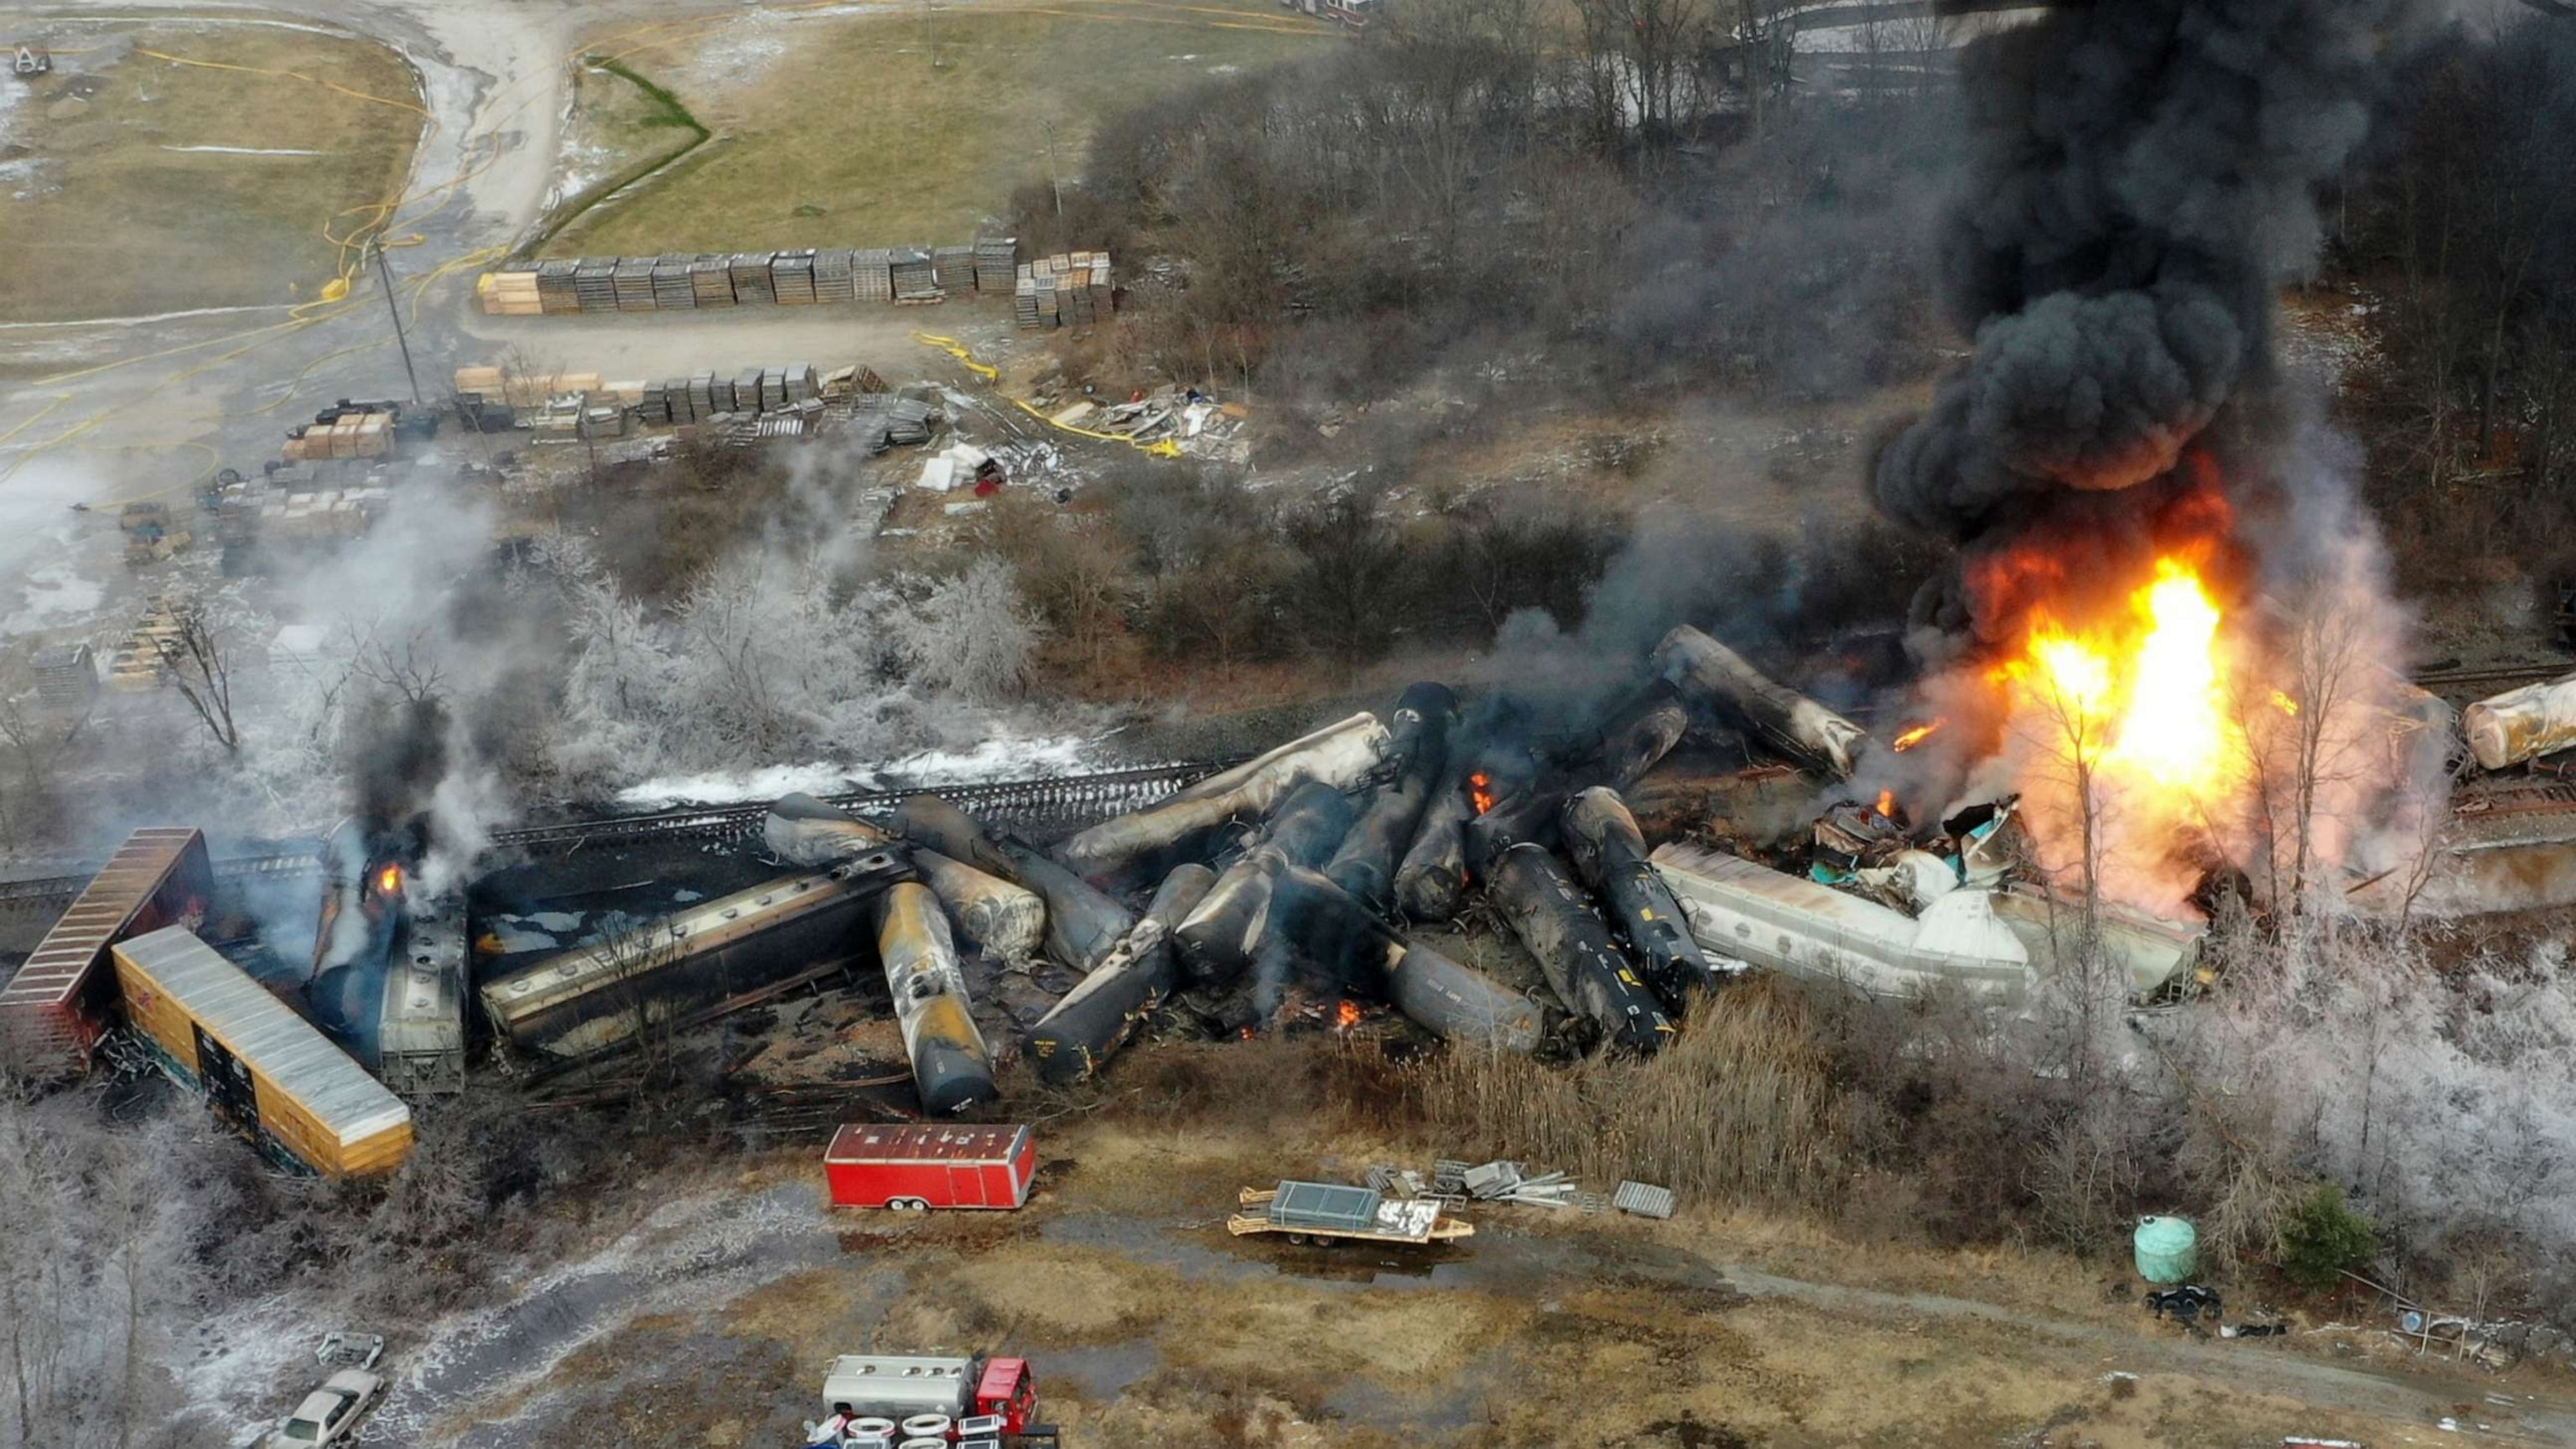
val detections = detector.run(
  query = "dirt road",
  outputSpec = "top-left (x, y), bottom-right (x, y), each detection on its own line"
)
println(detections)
top-left (177, 1109), bottom-right (2576, 1448)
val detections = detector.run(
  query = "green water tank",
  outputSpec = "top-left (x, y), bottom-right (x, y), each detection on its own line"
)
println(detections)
top-left (2133, 1215), bottom-right (2199, 1284)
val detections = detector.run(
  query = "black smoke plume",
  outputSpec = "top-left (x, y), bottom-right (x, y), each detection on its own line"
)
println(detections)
top-left (1877, 0), bottom-right (2418, 544)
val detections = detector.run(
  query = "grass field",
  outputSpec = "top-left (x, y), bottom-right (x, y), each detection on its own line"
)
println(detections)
top-left (0, 20), bottom-right (424, 323)
top-left (550, 0), bottom-right (1333, 257)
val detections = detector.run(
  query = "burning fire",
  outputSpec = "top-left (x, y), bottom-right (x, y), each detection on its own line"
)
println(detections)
top-left (1333, 1000), bottom-right (1363, 1031)
top-left (375, 863), bottom-right (404, 898)
top-left (1467, 771), bottom-right (1495, 816)
top-left (1987, 554), bottom-right (2249, 911)
top-left (1876, 790), bottom-right (1899, 822)
top-left (1891, 719), bottom-right (1946, 752)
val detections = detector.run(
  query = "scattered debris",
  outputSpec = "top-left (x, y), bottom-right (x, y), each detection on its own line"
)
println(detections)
top-left (1613, 1181), bottom-right (1678, 1219)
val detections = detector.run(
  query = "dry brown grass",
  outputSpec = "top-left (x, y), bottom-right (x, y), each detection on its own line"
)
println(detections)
top-left (0, 21), bottom-right (423, 320)
top-left (1407, 977), bottom-right (1852, 1209)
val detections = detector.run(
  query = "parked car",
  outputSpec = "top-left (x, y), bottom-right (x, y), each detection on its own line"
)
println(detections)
top-left (263, 1368), bottom-right (382, 1446)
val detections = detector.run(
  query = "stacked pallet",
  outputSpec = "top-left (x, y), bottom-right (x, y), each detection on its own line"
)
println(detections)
top-left (480, 237), bottom-right (1047, 314)
top-left (537, 260), bottom-right (581, 314)
top-left (735, 368), bottom-right (765, 413)
top-left (891, 247), bottom-right (939, 302)
top-left (475, 269), bottom-right (543, 316)
top-left (690, 254), bottom-right (736, 307)
top-left (813, 248), bottom-right (856, 303)
top-left (282, 412), bottom-right (395, 462)
top-left (1014, 269), bottom-right (1046, 329)
top-left (652, 255), bottom-right (697, 309)
top-left (855, 247), bottom-right (894, 302)
top-left (730, 252), bottom-right (777, 305)
top-left (782, 362), bottom-right (818, 402)
top-left (574, 260), bottom-right (619, 312)
top-left (612, 257), bottom-right (657, 311)
top-left (974, 236), bottom-right (1018, 293)
top-left (771, 250), bottom-right (818, 304)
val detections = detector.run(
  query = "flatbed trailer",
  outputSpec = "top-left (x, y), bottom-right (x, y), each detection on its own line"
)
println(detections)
top-left (1226, 1182), bottom-right (1474, 1246)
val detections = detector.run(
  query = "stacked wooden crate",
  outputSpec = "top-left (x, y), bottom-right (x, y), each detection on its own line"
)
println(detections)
top-left (854, 247), bottom-right (894, 302)
top-left (1014, 266), bottom-right (1046, 330)
top-left (690, 254), bottom-right (736, 307)
top-left (687, 372), bottom-right (717, 421)
top-left (771, 249), bottom-right (818, 304)
top-left (475, 268), bottom-right (543, 315)
top-left (612, 257), bottom-right (658, 310)
top-left (537, 260), bottom-right (581, 314)
top-left (729, 252), bottom-right (777, 304)
top-left (932, 245), bottom-right (974, 295)
top-left (891, 247), bottom-right (939, 301)
top-left (813, 248), bottom-right (856, 303)
top-left (974, 236), bottom-right (1017, 294)
top-left (574, 260), bottom-right (619, 312)
top-left (652, 255), bottom-right (697, 309)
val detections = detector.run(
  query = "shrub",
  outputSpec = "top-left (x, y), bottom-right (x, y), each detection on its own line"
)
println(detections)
top-left (2277, 1182), bottom-right (2378, 1291)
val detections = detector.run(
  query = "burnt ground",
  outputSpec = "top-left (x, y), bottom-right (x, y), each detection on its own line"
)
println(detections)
top-left (182, 1051), bottom-right (2576, 1449)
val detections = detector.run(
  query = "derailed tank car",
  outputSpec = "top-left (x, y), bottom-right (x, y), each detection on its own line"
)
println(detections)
top-left (111, 926), bottom-right (413, 1176)
top-left (478, 854), bottom-right (908, 1062)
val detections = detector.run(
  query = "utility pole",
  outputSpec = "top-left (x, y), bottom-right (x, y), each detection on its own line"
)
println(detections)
top-left (371, 234), bottom-right (423, 405)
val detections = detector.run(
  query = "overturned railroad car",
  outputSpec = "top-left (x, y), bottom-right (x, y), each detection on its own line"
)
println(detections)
top-left (0, 828), bottom-right (213, 1080)
top-left (377, 891), bottom-right (468, 1095)
top-left (478, 855), bottom-right (908, 1061)
top-left (112, 926), bottom-right (413, 1176)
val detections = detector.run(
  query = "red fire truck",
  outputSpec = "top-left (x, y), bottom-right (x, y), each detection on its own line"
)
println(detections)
top-left (824, 1124), bottom-right (1036, 1211)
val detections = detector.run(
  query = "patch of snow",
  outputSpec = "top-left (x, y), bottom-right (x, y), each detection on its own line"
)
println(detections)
top-left (615, 760), bottom-right (860, 808)
top-left (0, 558), bottom-right (105, 636)
top-left (613, 733), bottom-right (1101, 808)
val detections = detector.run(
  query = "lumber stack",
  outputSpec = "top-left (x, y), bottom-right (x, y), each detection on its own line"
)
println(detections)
top-left (612, 257), bottom-right (657, 311)
top-left (974, 236), bottom-right (1018, 294)
top-left (933, 244), bottom-right (974, 295)
top-left (814, 248), bottom-right (856, 303)
top-left (691, 254), bottom-right (736, 307)
top-left (450, 366), bottom-right (605, 408)
top-left (891, 247), bottom-right (940, 302)
top-left (574, 260), bottom-right (618, 313)
top-left (855, 247), bottom-right (894, 302)
top-left (771, 249), bottom-right (818, 304)
top-left (730, 252), bottom-right (777, 305)
top-left (475, 236), bottom-right (1028, 314)
top-left (537, 261), bottom-right (580, 314)
top-left (652, 255), bottom-right (697, 309)
top-left (475, 269), bottom-right (543, 316)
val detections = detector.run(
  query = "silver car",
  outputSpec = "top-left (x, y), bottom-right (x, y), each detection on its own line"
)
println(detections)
top-left (266, 1369), bottom-right (383, 1446)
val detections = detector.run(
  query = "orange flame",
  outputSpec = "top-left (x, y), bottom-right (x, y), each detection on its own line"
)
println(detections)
top-left (1876, 790), bottom-right (1898, 821)
top-left (376, 863), bottom-right (403, 897)
top-left (1891, 718), bottom-right (1945, 752)
top-left (1467, 771), bottom-right (1495, 816)
top-left (1987, 554), bottom-right (2248, 913)
top-left (1334, 1000), bottom-right (1363, 1030)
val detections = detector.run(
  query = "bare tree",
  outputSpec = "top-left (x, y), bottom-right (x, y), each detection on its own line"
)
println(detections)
top-left (156, 607), bottom-right (240, 753)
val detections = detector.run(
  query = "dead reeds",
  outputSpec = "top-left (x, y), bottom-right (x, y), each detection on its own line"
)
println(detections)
top-left (1405, 976), bottom-right (1852, 1209)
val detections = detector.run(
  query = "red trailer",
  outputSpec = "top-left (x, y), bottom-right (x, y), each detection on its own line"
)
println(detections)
top-left (826, 1123), bottom-right (1035, 1210)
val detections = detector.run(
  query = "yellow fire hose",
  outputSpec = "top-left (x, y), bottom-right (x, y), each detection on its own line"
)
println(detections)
top-left (912, 331), bottom-right (1183, 459)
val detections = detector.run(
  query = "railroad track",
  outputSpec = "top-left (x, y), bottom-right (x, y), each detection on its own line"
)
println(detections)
top-left (0, 758), bottom-right (1237, 917)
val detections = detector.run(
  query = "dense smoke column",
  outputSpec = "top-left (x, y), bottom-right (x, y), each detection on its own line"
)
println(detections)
top-left (1878, 0), bottom-right (2415, 548)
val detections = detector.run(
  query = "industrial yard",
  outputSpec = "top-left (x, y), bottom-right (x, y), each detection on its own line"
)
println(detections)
top-left (6, 0), bottom-right (2576, 1446)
